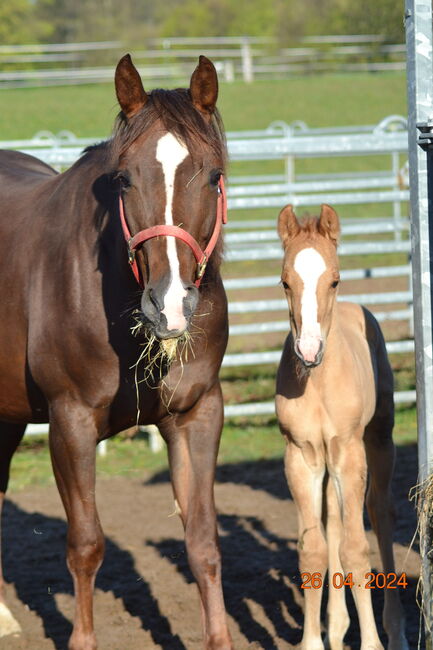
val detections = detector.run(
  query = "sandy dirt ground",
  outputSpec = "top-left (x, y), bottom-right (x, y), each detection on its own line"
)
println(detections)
top-left (0, 444), bottom-right (423, 649)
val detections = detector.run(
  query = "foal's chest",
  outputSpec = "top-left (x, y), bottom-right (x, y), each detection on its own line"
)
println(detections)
top-left (276, 369), bottom-right (375, 444)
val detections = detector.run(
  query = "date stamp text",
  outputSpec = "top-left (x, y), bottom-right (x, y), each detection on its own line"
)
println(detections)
top-left (300, 572), bottom-right (408, 590)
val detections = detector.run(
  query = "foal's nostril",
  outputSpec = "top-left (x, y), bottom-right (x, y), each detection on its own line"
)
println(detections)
top-left (294, 337), bottom-right (324, 367)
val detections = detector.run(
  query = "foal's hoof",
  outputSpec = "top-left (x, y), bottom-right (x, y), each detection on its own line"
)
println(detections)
top-left (0, 602), bottom-right (21, 637)
top-left (206, 631), bottom-right (233, 650)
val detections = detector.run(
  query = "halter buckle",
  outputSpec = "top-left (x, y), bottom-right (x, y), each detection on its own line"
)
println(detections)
top-left (196, 255), bottom-right (208, 280)
top-left (128, 240), bottom-right (136, 265)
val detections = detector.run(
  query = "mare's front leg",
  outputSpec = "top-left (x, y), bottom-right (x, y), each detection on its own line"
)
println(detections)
top-left (49, 399), bottom-right (104, 650)
top-left (159, 382), bottom-right (232, 650)
top-left (283, 435), bottom-right (327, 650)
top-left (0, 422), bottom-right (26, 637)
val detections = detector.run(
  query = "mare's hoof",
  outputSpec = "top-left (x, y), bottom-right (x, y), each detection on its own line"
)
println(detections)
top-left (0, 602), bottom-right (21, 637)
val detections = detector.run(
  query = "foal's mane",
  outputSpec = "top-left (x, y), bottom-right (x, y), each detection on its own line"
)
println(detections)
top-left (297, 216), bottom-right (323, 238)
top-left (290, 214), bottom-right (323, 240)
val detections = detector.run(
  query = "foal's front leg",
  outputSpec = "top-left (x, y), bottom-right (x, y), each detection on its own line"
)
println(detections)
top-left (330, 433), bottom-right (383, 650)
top-left (284, 437), bottom-right (327, 650)
top-left (160, 382), bottom-right (232, 650)
top-left (49, 399), bottom-right (104, 650)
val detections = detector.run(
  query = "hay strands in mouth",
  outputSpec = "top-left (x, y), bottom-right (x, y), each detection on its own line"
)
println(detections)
top-left (130, 311), bottom-right (194, 379)
top-left (160, 337), bottom-right (178, 361)
top-left (129, 311), bottom-right (196, 418)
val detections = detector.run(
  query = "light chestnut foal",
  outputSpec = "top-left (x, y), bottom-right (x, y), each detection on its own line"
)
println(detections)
top-left (275, 204), bottom-right (408, 650)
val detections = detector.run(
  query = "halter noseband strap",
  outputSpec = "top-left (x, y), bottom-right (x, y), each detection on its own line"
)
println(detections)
top-left (118, 176), bottom-right (227, 288)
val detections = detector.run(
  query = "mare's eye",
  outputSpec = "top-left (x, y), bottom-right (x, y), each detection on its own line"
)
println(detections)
top-left (112, 170), bottom-right (131, 190)
top-left (331, 279), bottom-right (339, 289)
top-left (209, 169), bottom-right (222, 187)
top-left (282, 281), bottom-right (290, 291)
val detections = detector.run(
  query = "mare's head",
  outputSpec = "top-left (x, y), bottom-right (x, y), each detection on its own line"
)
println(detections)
top-left (110, 54), bottom-right (226, 339)
top-left (278, 204), bottom-right (341, 368)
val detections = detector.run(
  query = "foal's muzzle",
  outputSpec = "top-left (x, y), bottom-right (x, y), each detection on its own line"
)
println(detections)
top-left (294, 338), bottom-right (324, 368)
top-left (141, 283), bottom-right (199, 339)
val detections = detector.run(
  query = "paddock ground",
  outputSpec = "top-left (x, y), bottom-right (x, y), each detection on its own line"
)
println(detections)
top-left (0, 443), bottom-right (422, 650)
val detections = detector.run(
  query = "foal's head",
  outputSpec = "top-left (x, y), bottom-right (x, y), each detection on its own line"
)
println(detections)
top-left (278, 204), bottom-right (341, 368)
top-left (111, 54), bottom-right (226, 339)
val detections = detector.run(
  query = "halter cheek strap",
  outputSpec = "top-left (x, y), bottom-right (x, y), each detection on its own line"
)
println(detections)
top-left (118, 176), bottom-right (227, 288)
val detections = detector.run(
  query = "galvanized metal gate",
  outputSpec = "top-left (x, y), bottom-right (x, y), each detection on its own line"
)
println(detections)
top-left (405, 0), bottom-right (433, 644)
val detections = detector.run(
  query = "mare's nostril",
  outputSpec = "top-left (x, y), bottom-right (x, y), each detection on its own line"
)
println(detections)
top-left (149, 288), bottom-right (162, 311)
top-left (183, 284), bottom-right (199, 319)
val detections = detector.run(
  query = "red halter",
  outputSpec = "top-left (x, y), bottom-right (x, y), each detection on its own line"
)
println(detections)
top-left (118, 176), bottom-right (227, 288)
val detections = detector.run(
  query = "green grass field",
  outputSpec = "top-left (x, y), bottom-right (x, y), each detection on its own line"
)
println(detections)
top-left (1, 72), bottom-right (407, 139)
top-left (0, 71), bottom-right (417, 491)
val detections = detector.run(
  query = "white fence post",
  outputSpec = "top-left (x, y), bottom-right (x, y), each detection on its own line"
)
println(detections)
top-left (241, 38), bottom-right (254, 83)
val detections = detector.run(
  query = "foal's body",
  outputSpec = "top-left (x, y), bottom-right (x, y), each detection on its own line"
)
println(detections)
top-left (0, 55), bottom-right (232, 650)
top-left (276, 205), bottom-right (407, 650)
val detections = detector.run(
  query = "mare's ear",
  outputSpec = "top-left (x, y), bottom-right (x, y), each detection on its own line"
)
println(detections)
top-left (190, 55), bottom-right (218, 116)
top-left (318, 204), bottom-right (340, 246)
top-left (277, 204), bottom-right (300, 248)
top-left (115, 54), bottom-right (148, 119)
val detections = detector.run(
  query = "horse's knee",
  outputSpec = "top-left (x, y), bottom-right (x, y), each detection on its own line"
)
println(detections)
top-left (67, 530), bottom-right (105, 576)
top-left (339, 535), bottom-right (370, 575)
top-left (185, 524), bottom-right (221, 579)
top-left (298, 525), bottom-right (327, 571)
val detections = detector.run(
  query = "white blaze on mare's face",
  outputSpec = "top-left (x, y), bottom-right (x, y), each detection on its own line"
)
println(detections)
top-left (156, 132), bottom-right (189, 332)
top-left (293, 247), bottom-right (326, 361)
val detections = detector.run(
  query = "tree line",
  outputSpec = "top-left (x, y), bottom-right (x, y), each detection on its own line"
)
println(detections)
top-left (2, 0), bottom-right (404, 47)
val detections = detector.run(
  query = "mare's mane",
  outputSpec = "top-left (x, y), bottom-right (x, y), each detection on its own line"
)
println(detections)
top-left (84, 88), bottom-right (227, 170)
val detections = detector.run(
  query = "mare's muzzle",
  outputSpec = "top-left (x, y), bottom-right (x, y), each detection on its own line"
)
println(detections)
top-left (141, 282), bottom-right (199, 339)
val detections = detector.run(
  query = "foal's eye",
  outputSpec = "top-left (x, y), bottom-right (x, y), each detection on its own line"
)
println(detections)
top-left (281, 281), bottom-right (290, 291)
top-left (331, 279), bottom-right (339, 289)
top-left (209, 169), bottom-right (222, 187)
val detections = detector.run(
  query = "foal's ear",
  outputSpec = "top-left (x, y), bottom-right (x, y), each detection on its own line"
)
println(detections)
top-left (115, 54), bottom-right (148, 119)
top-left (318, 204), bottom-right (340, 246)
top-left (190, 55), bottom-right (218, 116)
top-left (277, 204), bottom-right (300, 248)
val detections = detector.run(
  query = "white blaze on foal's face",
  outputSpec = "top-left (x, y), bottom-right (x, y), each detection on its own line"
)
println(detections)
top-left (293, 247), bottom-right (326, 362)
top-left (156, 132), bottom-right (189, 332)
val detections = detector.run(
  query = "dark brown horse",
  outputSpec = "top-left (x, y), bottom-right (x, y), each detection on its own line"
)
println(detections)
top-left (0, 55), bottom-right (232, 650)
